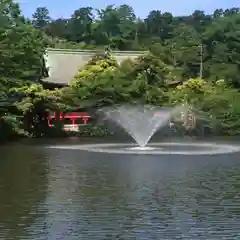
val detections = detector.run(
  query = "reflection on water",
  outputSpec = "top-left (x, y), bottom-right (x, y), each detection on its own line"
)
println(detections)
top-left (0, 145), bottom-right (48, 239)
top-left (0, 141), bottom-right (240, 239)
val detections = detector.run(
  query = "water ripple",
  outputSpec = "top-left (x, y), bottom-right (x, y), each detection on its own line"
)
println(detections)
top-left (1, 143), bottom-right (240, 239)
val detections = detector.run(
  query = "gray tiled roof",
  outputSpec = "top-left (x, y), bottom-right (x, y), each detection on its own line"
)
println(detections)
top-left (42, 48), bottom-right (147, 85)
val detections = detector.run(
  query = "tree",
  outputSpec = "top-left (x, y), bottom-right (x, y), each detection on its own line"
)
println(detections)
top-left (93, 5), bottom-right (137, 49)
top-left (32, 7), bottom-right (51, 29)
top-left (145, 10), bottom-right (173, 41)
top-left (68, 7), bottom-right (94, 43)
top-left (11, 83), bottom-right (60, 137)
top-left (45, 18), bottom-right (68, 39)
top-left (0, 24), bottom-right (47, 80)
top-left (0, 1), bottom-right (51, 140)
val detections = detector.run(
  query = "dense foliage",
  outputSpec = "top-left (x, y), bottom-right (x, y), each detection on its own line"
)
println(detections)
top-left (0, 0), bottom-right (240, 141)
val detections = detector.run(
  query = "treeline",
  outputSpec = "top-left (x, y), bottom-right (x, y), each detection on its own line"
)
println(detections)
top-left (0, 0), bottom-right (240, 142)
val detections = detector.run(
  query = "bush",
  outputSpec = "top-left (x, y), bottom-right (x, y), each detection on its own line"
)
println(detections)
top-left (168, 78), bottom-right (240, 135)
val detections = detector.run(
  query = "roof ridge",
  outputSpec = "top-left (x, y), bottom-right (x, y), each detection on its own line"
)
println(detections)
top-left (46, 48), bottom-right (148, 54)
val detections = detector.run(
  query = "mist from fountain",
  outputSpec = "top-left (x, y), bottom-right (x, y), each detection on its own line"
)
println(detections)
top-left (102, 104), bottom-right (189, 148)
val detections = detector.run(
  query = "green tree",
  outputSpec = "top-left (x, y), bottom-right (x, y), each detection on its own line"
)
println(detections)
top-left (11, 83), bottom-right (60, 137)
top-left (32, 7), bottom-right (51, 29)
top-left (68, 7), bottom-right (94, 43)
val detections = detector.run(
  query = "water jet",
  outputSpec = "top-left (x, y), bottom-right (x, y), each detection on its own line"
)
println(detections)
top-left (102, 104), bottom-right (187, 148)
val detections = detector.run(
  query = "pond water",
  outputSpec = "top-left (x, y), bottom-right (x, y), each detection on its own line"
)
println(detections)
top-left (1, 138), bottom-right (240, 239)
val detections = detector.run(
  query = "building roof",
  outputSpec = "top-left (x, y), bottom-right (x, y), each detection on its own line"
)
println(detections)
top-left (42, 48), bottom-right (147, 85)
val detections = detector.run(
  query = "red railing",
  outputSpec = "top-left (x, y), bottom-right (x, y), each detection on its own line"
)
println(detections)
top-left (47, 111), bottom-right (90, 127)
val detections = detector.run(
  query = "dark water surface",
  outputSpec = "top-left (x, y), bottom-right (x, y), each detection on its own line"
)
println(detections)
top-left (1, 139), bottom-right (240, 239)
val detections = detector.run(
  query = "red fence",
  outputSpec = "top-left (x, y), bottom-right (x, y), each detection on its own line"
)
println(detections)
top-left (47, 111), bottom-right (90, 127)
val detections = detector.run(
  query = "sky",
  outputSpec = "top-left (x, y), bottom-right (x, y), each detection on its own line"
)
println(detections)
top-left (17, 0), bottom-right (239, 19)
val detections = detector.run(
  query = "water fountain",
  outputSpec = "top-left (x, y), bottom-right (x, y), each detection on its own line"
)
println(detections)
top-left (47, 104), bottom-right (240, 155)
top-left (102, 104), bottom-right (187, 150)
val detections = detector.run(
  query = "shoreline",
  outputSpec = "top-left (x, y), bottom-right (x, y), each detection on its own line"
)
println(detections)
top-left (2, 134), bottom-right (240, 147)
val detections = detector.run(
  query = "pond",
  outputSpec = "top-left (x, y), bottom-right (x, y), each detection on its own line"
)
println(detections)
top-left (1, 138), bottom-right (240, 239)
